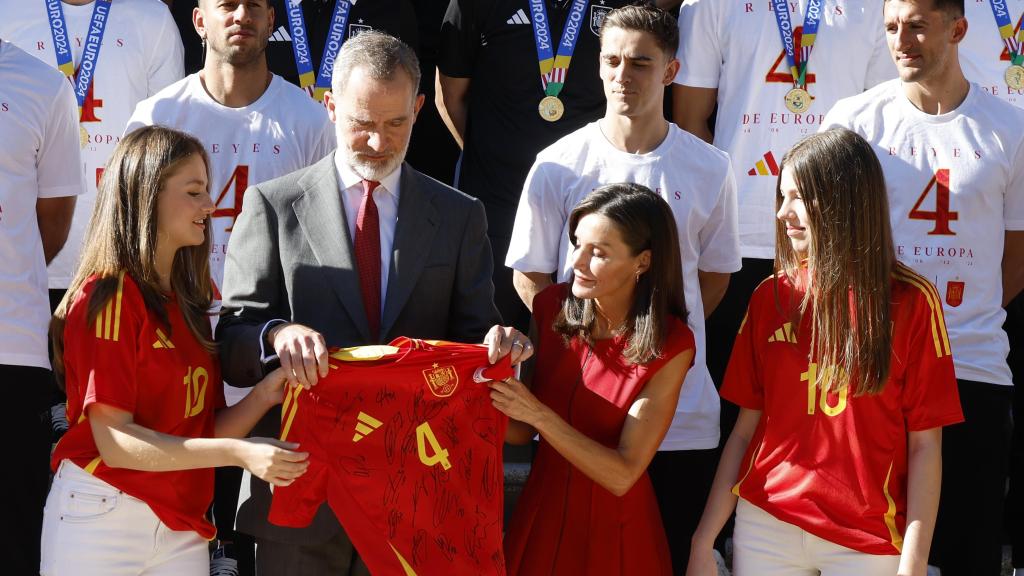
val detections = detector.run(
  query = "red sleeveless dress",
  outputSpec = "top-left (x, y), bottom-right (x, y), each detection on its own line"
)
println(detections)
top-left (504, 284), bottom-right (695, 576)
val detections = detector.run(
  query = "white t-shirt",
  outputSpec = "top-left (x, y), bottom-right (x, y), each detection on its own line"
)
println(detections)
top-left (823, 80), bottom-right (1024, 386)
top-left (127, 73), bottom-right (336, 307)
top-left (676, 0), bottom-right (895, 258)
top-left (0, 0), bottom-right (185, 289)
top-left (0, 40), bottom-right (83, 369)
top-left (506, 122), bottom-right (741, 450)
top-left (961, 0), bottom-right (1024, 107)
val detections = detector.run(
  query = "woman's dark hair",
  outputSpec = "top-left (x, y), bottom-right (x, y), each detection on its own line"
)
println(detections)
top-left (554, 183), bottom-right (687, 364)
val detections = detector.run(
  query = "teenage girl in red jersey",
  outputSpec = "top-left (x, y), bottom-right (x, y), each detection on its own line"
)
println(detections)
top-left (489, 183), bottom-right (696, 576)
top-left (43, 126), bottom-right (309, 575)
top-left (687, 128), bottom-right (964, 575)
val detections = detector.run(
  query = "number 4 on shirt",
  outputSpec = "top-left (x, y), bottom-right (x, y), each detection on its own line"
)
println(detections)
top-left (416, 421), bottom-right (452, 470)
top-left (213, 165), bottom-right (249, 232)
top-left (909, 168), bottom-right (958, 235)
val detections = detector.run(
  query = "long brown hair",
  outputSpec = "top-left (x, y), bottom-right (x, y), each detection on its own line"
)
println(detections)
top-left (554, 183), bottom-right (687, 364)
top-left (51, 126), bottom-right (214, 385)
top-left (775, 127), bottom-right (895, 395)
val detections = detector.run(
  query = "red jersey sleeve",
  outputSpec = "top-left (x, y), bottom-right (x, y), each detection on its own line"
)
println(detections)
top-left (68, 273), bottom-right (144, 416)
top-left (720, 282), bottom-right (767, 410)
top-left (896, 274), bottom-right (964, 431)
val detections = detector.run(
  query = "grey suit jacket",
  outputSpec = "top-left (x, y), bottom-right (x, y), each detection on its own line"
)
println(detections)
top-left (216, 154), bottom-right (501, 544)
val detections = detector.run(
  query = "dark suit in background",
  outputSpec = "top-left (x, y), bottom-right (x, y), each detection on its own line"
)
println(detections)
top-left (216, 154), bottom-right (500, 573)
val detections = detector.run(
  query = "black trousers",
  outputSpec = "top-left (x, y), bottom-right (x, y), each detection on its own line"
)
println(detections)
top-left (2, 364), bottom-right (55, 576)
top-left (931, 379), bottom-right (1012, 576)
top-left (648, 448), bottom-right (719, 576)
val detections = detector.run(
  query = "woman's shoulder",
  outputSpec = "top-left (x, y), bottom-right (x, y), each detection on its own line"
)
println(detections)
top-left (663, 315), bottom-right (696, 360)
top-left (67, 271), bottom-right (144, 324)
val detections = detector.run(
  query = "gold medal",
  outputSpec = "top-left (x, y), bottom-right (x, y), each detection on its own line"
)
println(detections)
top-left (538, 96), bottom-right (565, 122)
top-left (1005, 64), bottom-right (1024, 90)
top-left (784, 88), bottom-right (812, 113)
top-left (79, 124), bottom-right (89, 149)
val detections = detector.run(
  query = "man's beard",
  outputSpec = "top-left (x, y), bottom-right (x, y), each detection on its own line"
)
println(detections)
top-left (343, 146), bottom-right (407, 182)
top-left (214, 37), bottom-right (269, 68)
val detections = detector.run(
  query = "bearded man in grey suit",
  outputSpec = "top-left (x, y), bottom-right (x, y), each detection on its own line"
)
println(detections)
top-left (216, 31), bottom-right (533, 576)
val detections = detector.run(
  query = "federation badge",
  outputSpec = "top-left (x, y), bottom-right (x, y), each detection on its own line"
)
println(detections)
top-left (945, 280), bottom-right (965, 308)
top-left (538, 95), bottom-right (565, 122)
top-left (1006, 64), bottom-right (1024, 90)
top-left (590, 5), bottom-right (612, 36)
top-left (348, 23), bottom-right (372, 38)
top-left (423, 363), bottom-right (459, 398)
top-left (784, 88), bottom-right (812, 113)
top-left (79, 124), bottom-right (89, 149)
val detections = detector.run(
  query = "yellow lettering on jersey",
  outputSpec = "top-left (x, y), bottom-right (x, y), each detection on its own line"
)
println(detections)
top-left (416, 421), bottom-right (452, 470)
top-left (152, 328), bottom-right (175, 349)
top-left (352, 411), bottom-right (383, 442)
top-left (389, 543), bottom-right (419, 576)
top-left (183, 366), bottom-right (209, 418)
top-left (802, 363), bottom-right (848, 417)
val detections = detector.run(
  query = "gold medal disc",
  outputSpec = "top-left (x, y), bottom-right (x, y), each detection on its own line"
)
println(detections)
top-left (79, 124), bottom-right (89, 149)
top-left (1005, 64), bottom-right (1024, 90)
top-left (784, 88), bottom-right (812, 113)
top-left (538, 96), bottom-right (565, 122)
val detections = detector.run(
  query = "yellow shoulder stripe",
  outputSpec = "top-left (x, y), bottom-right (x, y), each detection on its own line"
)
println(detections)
top-left (83, 456), bottom-right (103, 475)
top-left (95, 271), bottom-right (126, 342)
top-left (893, 268), bottom-right (951, 358)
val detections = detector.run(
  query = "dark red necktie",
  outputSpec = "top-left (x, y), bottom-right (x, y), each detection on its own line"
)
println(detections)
top-left (354, 180), bottom-right (381, 340)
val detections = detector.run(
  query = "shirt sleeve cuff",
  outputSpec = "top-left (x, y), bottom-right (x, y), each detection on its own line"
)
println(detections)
top-left (259, 319), bottom-right (288, 364)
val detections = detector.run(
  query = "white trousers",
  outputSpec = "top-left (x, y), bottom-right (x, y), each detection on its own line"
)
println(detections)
top-left (40, 460), bottom-right (209, 576)
top-left (733, 498), bottom-right (901, 576)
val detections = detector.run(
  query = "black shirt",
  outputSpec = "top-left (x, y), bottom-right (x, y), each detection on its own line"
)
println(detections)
top-left (439, 0), bottom-right (626, 237)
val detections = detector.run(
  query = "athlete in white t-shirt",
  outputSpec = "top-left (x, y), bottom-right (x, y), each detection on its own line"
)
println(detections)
top-left (506, 6), bottom-right (740, 570)
top-left (124, 1), bottom-right (333, 572)
top-left (822, 1), bottom-right (1024, 572)
top-left (0, 0), bottom-right (184, 293)
top-left (0, 38), bottom-right (82, 575)
top-left (672, 0), bottom-right (897, 446)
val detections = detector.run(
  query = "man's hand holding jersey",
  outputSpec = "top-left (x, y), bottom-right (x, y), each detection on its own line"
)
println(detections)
top-left (267, 322), bottom-right (534, 389)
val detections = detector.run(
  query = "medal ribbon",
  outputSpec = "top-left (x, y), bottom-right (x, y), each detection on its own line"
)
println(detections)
top-left (529, 0), bottom-right (590, 97)
top-left (45, 0), bottom-right (112, 115)
top-left (770, 0), bottom-right (822, 89)
top-left (284, 0), bottom-right (352, 101)
top-left (987, 0), bottom-right (1024, 66)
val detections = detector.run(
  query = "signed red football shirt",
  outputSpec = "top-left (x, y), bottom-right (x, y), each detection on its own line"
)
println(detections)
top-left (269, 338), bottom-right (513, 575)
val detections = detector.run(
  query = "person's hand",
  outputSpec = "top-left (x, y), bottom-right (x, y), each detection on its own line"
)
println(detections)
top-left (253, 367), bottom-right (293, 407)
top-left (488, 377), bottom-right (545, 425)
top-left (269, 323), bottom-right (328, 388)
top-left (684, 544), bottom-right (719, 576)
top-left (236, 437), bottom-right (309, 487)
top-left (484, 325), bottom-right (534, 365)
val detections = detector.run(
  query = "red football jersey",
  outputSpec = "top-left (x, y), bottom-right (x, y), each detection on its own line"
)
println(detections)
top-left (269, 338), bottom-right (514, 575)
top-left (722, 267), bottom-right (963, 555)
top-left (53, 273), bottom-right (225, 539)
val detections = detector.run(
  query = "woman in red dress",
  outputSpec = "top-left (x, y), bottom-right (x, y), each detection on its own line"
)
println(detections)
top-left (490, 183), bottom-right (695, 575)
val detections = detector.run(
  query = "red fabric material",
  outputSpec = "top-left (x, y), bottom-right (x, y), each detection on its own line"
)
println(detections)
top-left (721, 270), bottom-right (964, 554)
top-left (503, 284), bottom-right (695, 576)
top-left (53, 273), bottom-right (225, 539)
top-left (355, 179), bottom-right (381, 340)
top-left (269, 338), bottom-right (513, 575)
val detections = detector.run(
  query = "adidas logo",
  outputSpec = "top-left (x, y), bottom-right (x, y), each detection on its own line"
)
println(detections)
top-left (352, 411), bottom-right (383, 442)
top-left (152, 328), bottom-right (175, 349)
top-left (507, 8), bottom-right (530, 25)
top-left (269, 26), bottom-right (292, 42)
top-left (767, 322), bottom-right (797, 344)
top-left (747, 151), bottom-right (779, 177)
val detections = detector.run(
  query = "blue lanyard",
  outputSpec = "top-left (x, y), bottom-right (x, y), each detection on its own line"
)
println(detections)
top-left (284, 0), bottom-right (352, 97)
top-left (770, 0), bottom-right (822, 88)
top-left (528, 0), bottom-right (590, 95)
top-left (45, 0), bottom-right (113, 109)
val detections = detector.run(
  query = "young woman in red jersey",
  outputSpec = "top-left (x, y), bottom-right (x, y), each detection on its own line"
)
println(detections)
top-left (686, 128), bottom-right (964, 575)
top-left (489, 184), bottom-right (696, 576)
top-left (44, 126), bottom-right (309, 575)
